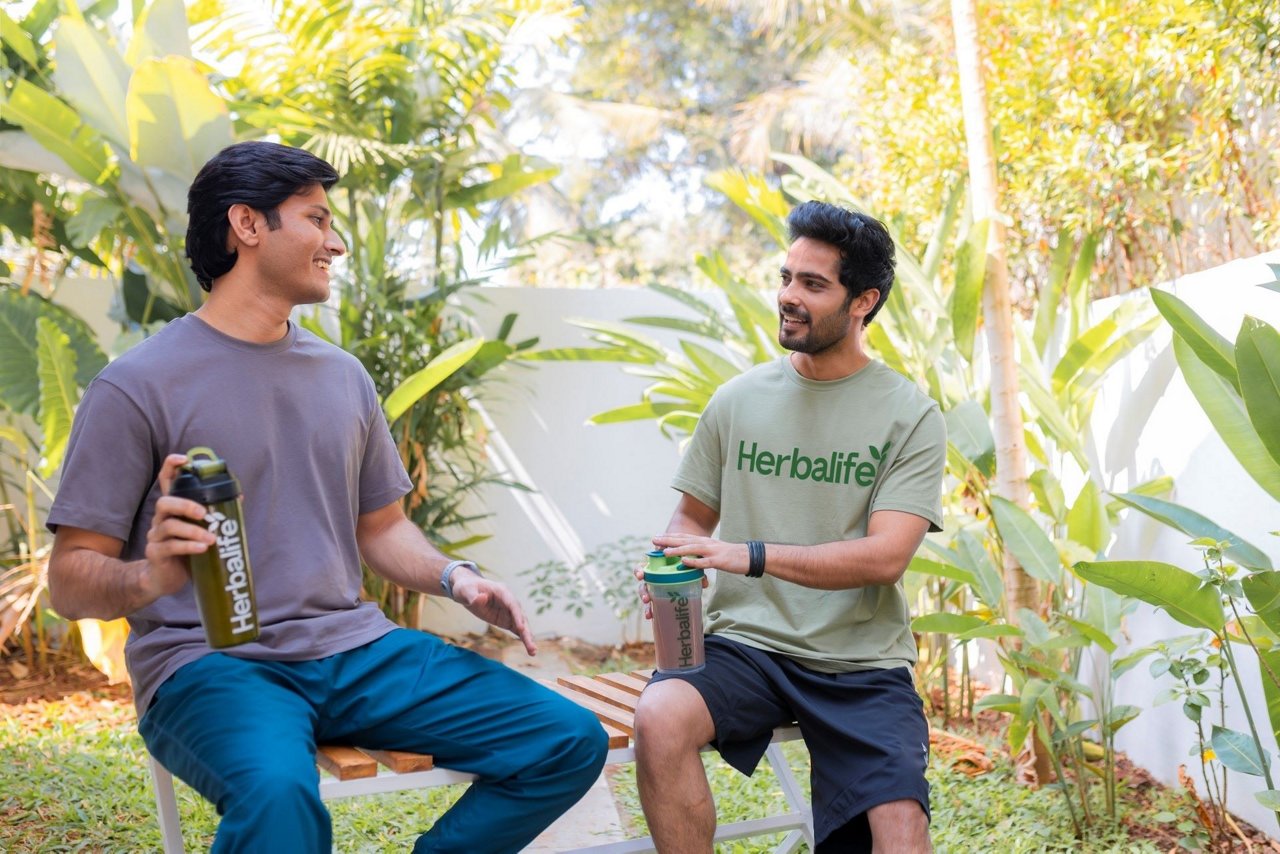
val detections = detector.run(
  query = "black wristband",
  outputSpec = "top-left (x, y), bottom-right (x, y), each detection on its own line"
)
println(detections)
top-left (746, 540), bottom-right (766, 578)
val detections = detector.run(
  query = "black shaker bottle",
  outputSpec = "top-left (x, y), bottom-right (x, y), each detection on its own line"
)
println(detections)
top-left (168, 447), bottom-right (260, 648)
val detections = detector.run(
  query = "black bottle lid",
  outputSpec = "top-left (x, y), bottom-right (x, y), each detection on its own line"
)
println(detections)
top-left (168, 446), bottom-right (241, 504)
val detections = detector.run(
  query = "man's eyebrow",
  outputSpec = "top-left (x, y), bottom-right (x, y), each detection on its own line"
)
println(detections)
top-left (306, 204), bottom-right (332, 218)
top-left (779, 265), bottom-right (834, 283)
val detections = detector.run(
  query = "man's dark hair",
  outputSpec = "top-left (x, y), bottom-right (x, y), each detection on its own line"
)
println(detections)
top-left (186, 141), bottom-right (340, 291)
top-left (786, 201), bottom-right (896, 325)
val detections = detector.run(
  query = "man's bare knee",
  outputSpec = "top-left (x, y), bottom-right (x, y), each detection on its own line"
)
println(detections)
top-left (866, 799), bottom-right (930, 853)
top-left (634, 679), bottom-right (715, 759)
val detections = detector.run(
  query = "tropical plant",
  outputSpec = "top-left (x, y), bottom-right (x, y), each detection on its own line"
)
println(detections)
top-left (0, 0), bottom-right (234, 315)
top-left (1073, 281), bottom-right (1280, 833)
top-left (0, 287), bottom-right (111, 671)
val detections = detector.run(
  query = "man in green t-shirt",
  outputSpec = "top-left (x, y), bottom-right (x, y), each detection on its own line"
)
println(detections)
top-left (634, 201), bottom-right (946, 852)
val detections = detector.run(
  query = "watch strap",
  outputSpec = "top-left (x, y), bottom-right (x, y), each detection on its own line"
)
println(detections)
top-left (441, 560), bottom-right (478, 600)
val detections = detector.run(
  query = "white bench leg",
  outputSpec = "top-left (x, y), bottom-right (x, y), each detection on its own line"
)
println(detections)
top-left (762, 742), bottom-right (814, 849)
top-left (148, 754), bottom-right (185, 854)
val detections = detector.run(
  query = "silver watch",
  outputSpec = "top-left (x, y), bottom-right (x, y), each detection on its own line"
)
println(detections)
top-left (440, 560), bottom-right (478, 600)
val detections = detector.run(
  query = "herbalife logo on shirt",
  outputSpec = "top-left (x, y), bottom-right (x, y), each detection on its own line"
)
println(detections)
top-left (736, 439), bottom-right (891, 486)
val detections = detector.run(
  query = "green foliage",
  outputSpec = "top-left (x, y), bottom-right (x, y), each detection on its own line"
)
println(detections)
top-left (522, 252), bottom-right (782, 442)
top-left (0, 0), bottom-right (232, 310)
top-left (521, 535), bottom-right (649, 640)
top-left (1073, 561), bottom-right (1226, 633)
top-left (772, 0), bottom-right (1280, 297)
top-left (1085, 540), bottom-right (1280, 835)
top-left (0, 289), bottom-right (104, 661)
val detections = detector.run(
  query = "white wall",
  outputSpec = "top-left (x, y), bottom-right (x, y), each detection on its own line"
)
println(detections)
top-left (420, 286), bottom-right (691, 645)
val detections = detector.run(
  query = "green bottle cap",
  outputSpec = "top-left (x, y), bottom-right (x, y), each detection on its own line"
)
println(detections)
top-left (643, 550), bottom-right (704, 584)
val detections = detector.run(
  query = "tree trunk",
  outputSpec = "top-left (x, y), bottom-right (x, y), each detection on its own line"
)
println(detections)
top-left (950, 0), bottom-right (1050, 784)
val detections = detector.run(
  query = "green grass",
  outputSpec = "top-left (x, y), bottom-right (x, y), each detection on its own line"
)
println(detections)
top-left (609, 738), bottom-right (1204, 854)
top-left (1, 698), bottom-right (467, 852)
top-left (0, 693), bottom-right (1225, 853)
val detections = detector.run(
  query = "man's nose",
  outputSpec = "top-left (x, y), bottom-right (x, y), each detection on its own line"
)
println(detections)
top-left (326, 230), bottom-right (347, 256)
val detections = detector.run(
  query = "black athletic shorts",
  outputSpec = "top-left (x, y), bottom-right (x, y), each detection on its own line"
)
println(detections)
top-left (648, 634), bottom-right (930, 847)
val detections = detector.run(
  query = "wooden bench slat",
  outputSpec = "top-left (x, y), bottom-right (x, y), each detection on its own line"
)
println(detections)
top-left (362, 748), bottom-right (434, 774)
top-left (557, 675), bottom-right (642, 713)
top-left (541, 679), bottom-right (636, 736)
top-left (596, 672), bottom-right (650, 696)
top-left (316, 745), bottom-right (377, 780)
top-left (597, 721), bottom-right (631, 750)
top-left (630, 668), bottom-right (655, 682)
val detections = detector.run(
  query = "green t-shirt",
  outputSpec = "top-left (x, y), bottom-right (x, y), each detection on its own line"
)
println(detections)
top-left (672, 355), bottom-right (946, 672)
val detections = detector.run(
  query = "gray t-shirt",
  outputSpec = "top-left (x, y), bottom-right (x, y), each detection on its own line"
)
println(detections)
top-left (47, 314), bottom-right (412, 713)
top-left (672, 356), bottom-right (946, 672)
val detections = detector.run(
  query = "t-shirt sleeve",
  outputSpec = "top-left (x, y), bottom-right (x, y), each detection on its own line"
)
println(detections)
top-left (671, 393), bottom-right (724, 513)
top-left (357, 397), bottom-right (413, 514)
top-left (870, 403), bottom-right (946, 532)
top-left (46, 377), bottom-right (158, 542)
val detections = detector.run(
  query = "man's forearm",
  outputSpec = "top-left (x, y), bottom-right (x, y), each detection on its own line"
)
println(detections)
top-left (654, 510), bottom-right (931, 591)
top-left (49, 548), bottom-right (159, 621)
top-left (754, 538), bottom-right (908, 590)
top-left (357, 510), bottom-right (450, 595)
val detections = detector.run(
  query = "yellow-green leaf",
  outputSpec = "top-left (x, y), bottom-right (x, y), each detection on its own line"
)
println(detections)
top-left (126, 56), bottom-right (232, 181)
top-left (1237, 316), bottom-right (1280, 469)
top-left (53, 15), bottom-right (132, 146)
top-left (1073, 560), bottom-right (1224, 632)
top-left (384, 338), bottom-right (485, 423)
top-left (1174, 334), bottom-right (1280, 502)
top-left (3, 79), bottom-right (112, 183)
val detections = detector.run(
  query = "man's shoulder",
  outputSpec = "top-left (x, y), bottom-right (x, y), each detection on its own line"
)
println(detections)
top-left (94, 315), bottom-right (196, 384)
top-left (293, 324), bottom-right (366, 369)
top-left (863, 361), bottom-right (938, 411)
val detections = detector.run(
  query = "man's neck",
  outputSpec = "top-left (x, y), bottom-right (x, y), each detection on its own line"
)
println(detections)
top-left (788, 336), bottom-right (871, 381)
top-left (194, 277), bottom-right (293, 344)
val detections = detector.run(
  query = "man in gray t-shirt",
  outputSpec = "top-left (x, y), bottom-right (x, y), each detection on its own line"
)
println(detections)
top-left (47, 141), bottom-right (605, 853)
top-left (634, 202), bottom-right (946, 852)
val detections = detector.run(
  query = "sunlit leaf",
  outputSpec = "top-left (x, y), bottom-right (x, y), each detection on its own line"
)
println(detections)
top-left (1110, 491), bottom-right (1272, 570)
top-left (126, 56), bottom-right (233, 181)
top-left (1153, 289), bottom-right (1238, 392)
top-left (35, 317), bottom-right (79, 477)
top-left (1174, 334), bottom-right (1280, 502)
top-left (383, 338), bottom-right (485, 423)
top-left (1237, 316), bottom-right (1280, 469)
top-left (1073, 560), bottom-right (1223, 632)
top-left (991, 497), bottom-right (1060, 584)
top-left (950, 218), bottom-right (987, 363)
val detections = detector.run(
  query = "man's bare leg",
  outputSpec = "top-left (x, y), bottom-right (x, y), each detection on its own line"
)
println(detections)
top-left (866, 798), bottom-right (931, 853)
top-left (634, 679), bottom-right (718, 853)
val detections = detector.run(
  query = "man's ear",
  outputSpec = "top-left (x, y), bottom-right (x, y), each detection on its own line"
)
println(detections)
top-left (226, 204), bottom-right (263, 250)
top-left (850, 288), bottom-right (880, 318)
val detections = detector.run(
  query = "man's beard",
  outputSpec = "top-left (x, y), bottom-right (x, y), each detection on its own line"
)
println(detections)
top-left (777, 304), bottom-right (853, 355)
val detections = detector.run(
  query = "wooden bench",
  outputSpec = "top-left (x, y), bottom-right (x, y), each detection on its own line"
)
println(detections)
top-left (149, 670), bottom-right (814, 852)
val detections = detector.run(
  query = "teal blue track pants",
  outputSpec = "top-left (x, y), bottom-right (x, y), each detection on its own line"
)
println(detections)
top-left (138, 629), bottom-right (608, 853)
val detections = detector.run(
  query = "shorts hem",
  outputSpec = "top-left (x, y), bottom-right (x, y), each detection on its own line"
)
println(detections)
top-left (817, 787), bottom-right (930, 843)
